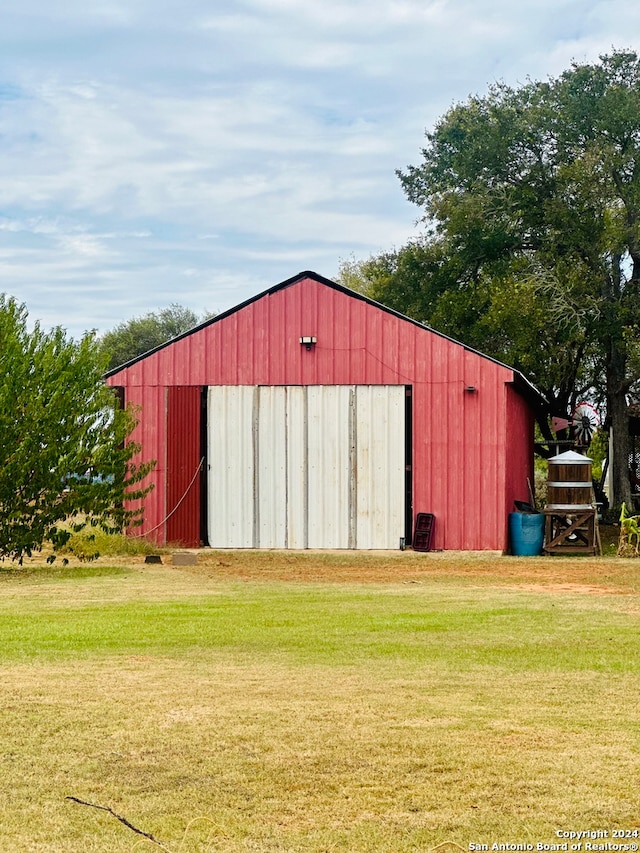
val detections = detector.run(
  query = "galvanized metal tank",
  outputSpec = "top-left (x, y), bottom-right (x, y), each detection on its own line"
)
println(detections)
top-left (546, 450), bottom-right (593, 510)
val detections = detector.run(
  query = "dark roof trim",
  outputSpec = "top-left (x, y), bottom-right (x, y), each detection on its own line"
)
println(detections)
top-left (507, 371), bottom-right (549, 411)
top-left (105, 271), bottom-right (325, 377)
top-left (104, 270), bottom-right (547, 406)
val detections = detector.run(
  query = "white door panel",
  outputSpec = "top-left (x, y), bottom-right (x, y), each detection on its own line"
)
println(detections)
top-left (207, 385), bottom-right (405, 549)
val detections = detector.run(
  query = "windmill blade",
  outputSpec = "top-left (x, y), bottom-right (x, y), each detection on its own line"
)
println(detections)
top-left (571, 402), bottom-right (600, 444)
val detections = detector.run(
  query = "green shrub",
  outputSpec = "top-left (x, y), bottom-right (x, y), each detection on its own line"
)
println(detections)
top-left (59, 526), bottom-right (160, 561)
top-left (618, 502), bottom-right (640, 557)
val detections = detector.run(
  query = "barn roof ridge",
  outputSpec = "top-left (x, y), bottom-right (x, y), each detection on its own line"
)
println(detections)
top-left (104, 270), bottom-right (546, 404)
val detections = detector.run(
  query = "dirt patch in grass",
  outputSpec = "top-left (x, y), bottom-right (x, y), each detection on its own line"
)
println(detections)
top-left (6, 542), bottom-right (640, 595)
top-left (515, 582), bottom-right (627, 596)
top-left (182, 548), bottom-right (640, 594)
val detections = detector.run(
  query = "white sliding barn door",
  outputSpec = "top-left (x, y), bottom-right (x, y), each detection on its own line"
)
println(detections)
top-left (207, 385), bottom-right (405, 549)
top-left (354, 385), bottom-right (406, 549)
top-left (306, 386), bottom-right (352, 548)
top-left (207, 385), bottom-right (255, 548)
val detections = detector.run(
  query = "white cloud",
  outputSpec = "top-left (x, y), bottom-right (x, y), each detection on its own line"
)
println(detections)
top-left (0, 0), bottom-right (638, 335)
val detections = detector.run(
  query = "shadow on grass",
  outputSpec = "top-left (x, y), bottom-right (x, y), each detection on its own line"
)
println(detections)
top-left (0, 563), bottom-right (133, 583)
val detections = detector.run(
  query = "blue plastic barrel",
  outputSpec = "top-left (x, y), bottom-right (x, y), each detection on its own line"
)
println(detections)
top-left (509, 512), bottom-right (544, 556)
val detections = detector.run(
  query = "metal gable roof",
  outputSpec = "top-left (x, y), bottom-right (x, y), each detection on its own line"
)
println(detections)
top-left (104, 269), bottom-right (546, 406)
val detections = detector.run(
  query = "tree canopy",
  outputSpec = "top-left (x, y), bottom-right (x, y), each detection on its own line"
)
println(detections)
top-left (343, 50), bottom-right (640, 506)
top-left (101, 304), bottom-right (213, 370)
top-left (0, 295), bottom-right (154, 562)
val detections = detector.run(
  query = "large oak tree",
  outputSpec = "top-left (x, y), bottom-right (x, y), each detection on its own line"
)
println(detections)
top-left (354, 50), bottom-right (640, 506)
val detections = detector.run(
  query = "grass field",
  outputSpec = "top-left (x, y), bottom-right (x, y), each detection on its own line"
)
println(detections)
top-left (0, 549), bottom-right (639, 852)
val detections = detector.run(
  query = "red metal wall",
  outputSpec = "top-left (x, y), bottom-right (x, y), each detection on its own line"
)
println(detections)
top-left (505, 383), bottom-right (537, 517)
top-left (166, 386), bottom-right (202, 546)
top-left (121, 382), bottom-right (166, 544)
top-left (108, 273), bottom-right (536, 550)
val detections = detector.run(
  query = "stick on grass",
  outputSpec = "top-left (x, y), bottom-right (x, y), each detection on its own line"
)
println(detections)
top-left (66, 796), bottom-right (172, 852)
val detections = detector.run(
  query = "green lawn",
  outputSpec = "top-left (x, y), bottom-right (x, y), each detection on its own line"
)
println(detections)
top-left (0, 556), bottom-right (638, 852)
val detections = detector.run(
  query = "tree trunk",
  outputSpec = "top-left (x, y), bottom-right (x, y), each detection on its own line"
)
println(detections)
top-left (609, 391), bottom-right (632, 509)
top-left (607, 338), bottom-right (632, 509)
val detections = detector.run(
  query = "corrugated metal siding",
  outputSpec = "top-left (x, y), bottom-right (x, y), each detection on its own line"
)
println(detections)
top-left (207, 386), bottom-right (255, 547)
top-left (166, 386), bottom-right (202, 547)
top-left (120, 383), bottom-right (166, 544)
top-left (256, 386), bottom-right (288, 548)
top-left (354, 385), bottom-right (405, 549)
top-left (108, 274), bottom-right (534, 550)
top-left (286, 387), bottom-right (307, 548)
top-left (505, 384), bottom-right (536, 522)
top-left (207, 385), bottom-right (405, 549)
top-left (306, 385), bottom-right (351, 548)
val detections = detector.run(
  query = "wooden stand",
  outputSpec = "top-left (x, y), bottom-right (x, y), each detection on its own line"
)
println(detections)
top-left (543, 508), bottom-right (599, 555)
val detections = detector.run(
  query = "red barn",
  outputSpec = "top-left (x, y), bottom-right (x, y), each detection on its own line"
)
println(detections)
top-left (106, 271), bottom-right (542, 551)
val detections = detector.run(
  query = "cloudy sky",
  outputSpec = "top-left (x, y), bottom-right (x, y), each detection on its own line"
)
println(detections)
top-left (0, 0), bottom-right (638, 337)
